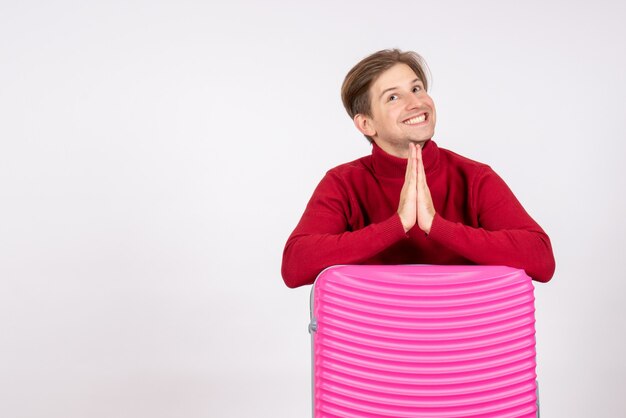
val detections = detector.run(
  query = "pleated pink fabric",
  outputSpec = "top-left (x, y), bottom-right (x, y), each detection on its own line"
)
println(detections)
top-left (311, 265), bottom-right (537, 418)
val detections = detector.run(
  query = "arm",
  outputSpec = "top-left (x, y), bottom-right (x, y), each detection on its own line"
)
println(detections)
top-left (282, 146), bottom-right (424, 288)
top-left (425, 164), bottom-right (556, 282)
top-left (281, 171), bottom-right (407, 288)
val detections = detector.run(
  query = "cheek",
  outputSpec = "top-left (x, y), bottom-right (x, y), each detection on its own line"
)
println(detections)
top-left (387, 108), bottom-right (403, 123)
top-left (426, 100), bottom-right (436, 118)
top-left (427, 97), bottom-right (436, 112)
top-left (375, 111), bottom-right (394, 128)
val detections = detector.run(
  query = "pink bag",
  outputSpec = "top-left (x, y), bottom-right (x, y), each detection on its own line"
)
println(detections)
top-left (310, 265), bottom-right (538, 417)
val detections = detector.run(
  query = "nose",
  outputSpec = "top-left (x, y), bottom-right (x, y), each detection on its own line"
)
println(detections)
top-left (405, 92), bottom-right (423, 110)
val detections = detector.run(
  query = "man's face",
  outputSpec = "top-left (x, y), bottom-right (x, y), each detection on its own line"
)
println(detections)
top-left (357, 63), bottom-right (437, 157)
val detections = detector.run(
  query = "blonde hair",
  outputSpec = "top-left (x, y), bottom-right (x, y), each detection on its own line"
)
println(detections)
top-left (341, 49), bottom-right (430, 142)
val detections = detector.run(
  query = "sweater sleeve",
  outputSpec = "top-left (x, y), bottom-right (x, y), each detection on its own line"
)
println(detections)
top-left (427, 166), bottom-right (555, 282)
top-left (281, 171), bottom-right (407, 288)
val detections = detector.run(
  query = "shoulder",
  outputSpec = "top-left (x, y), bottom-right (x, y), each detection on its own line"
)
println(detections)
top-left (324, 154), bottom-right (373, 179)
top-left (438, 146), bottom-right (491, 173)
top-left (438, 146), bottom-right (517, 202)
top-left (435, 145), bottom-right (504, 195)
top-left (309, 154), bottom-right (373, 200)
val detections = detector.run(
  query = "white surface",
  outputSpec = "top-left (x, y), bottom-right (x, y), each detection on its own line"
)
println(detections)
top-left (1, 1), bottom-right (625, 417)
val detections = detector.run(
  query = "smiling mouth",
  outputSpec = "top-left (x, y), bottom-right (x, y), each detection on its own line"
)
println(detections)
top-left (403, 113), bottom-right (427, 125)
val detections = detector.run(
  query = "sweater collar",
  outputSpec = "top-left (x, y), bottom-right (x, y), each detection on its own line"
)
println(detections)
top-left (371, 139), bottom-right (440, 178)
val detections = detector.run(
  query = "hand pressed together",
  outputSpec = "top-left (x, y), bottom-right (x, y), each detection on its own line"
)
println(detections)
top-left (397, 142), bottom-right (436, 234)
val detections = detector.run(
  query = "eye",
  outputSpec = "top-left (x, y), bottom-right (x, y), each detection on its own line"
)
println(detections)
top-left (387, 94), bottom-right (398, 102)
top-left (412, 86), bottom-right (422, 93)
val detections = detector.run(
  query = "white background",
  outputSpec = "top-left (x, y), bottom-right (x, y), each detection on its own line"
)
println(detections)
top-left (1, 1), bottom-right (625, 417)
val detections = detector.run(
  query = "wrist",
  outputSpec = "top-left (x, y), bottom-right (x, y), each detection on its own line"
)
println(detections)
top-left (421, 212), bottom-right (435, 235)
top-left (398, 212), bottom-right (414, 233)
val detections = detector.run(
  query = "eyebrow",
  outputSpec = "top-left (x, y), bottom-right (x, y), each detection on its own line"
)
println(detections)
top-left (379, 78), bottom-right (421, 100)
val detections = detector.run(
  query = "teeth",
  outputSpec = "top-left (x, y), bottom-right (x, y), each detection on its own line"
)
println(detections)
top-left (404, 114), bottom-right (426, 125)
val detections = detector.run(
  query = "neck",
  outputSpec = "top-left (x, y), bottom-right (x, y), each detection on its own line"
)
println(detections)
top-left (371, 139), bottom-right (439, 179)
top-left (374, 140), bottom-right (429, 158)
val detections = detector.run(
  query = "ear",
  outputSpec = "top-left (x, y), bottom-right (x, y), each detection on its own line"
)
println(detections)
top-left (353, 114), bottom-right (376, 137)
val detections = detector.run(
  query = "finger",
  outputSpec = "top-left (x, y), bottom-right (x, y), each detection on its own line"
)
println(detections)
top-left (416, 143), bottom-right (425, 186)
top-left (404, 144), bottom-right (412, 180)
top-left (417, 144), bottom-right (434, 205)
top-left (405, 143), bottom-right (416, 183)
top-left (410, 143), bottom-right (418, 186)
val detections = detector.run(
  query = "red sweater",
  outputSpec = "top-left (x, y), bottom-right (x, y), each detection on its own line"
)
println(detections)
top-left (282, 140), bottom-right (555, 288)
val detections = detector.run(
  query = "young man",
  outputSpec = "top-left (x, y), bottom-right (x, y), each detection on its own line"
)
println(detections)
top-left (281, 49), bottom-right (555, 288)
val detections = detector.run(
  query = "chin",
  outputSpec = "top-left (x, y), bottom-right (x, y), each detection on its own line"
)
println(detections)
top-left (408, 135), bottom-right (432, 144)
top-left (416, 130), bottom-right (435, 142)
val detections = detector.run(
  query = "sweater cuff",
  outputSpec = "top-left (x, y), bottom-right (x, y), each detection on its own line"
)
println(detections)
top-left (427, 213), bottom-right (457, 244)
top-left (379, 213), bottom-right (410, 243)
